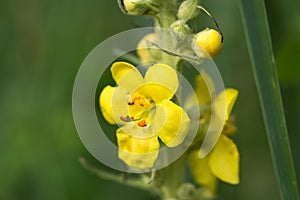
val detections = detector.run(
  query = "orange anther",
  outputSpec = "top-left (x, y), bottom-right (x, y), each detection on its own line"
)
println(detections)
top-left (137, 120), bottom-right (147, 127)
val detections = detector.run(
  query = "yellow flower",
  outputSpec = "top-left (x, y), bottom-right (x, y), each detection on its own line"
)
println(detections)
top-left (188, 75), bottom-right (239, 192)
top-left (192, 28), bottom-right (223, 58)
top-left (99, 62), bottom-right (190, 169)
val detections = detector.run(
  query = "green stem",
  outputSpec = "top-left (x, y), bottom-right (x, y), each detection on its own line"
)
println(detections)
top-left (148, 2), bottom-right (197, 199)
top-left (153, 0), bottom-right (180, 67)
top-left (238, 1), bottom-right (299, 199)
top-left (155, 155), bottom-right (187, 199)
top-left (151, 2), bottom-right (188, 199)
top-left (155, 0), bottom-right (177, 28)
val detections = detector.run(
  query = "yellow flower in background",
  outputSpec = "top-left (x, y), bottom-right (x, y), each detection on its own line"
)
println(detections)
top-left (184, 71), bottom-right (214, 111)
top-left (137, 33), bottom-right (162, 64)
top-left (99, 62), bottom-right (190, 169)
top-left (187, 74), bottom-right (239, 192)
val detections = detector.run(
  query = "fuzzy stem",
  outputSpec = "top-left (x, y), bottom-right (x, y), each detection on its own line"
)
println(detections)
top-left (155, 155), bottom-right (187, 199)
top-left (151, 1), bottom-right (189, 199)
top-left (155, 0), bottom-right (177, 28)
top-left (154, 0), bottom-right (179, 67)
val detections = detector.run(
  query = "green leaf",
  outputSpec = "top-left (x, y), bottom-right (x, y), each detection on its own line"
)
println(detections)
top-left (238, 1), bottom-right (300, 199)
top-left (276, 31), bottom-right (300, 85)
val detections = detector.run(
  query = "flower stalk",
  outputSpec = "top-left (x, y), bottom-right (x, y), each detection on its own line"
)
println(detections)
top-left (93, 1), bottom-right (241, 199)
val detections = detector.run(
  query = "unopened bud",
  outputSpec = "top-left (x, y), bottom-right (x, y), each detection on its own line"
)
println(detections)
top-left (192, 28), bottom-right (223, 58)
top-left (177, 0), bottom-right (199, 22)
top-left (118, 0), bottom-right (160, 16)
top-left (137, 33), bottom-right (162, 64)
top-left (170, 20), bottom-right (191, 34)
top-left (177, 183), bottom-right (197, 200)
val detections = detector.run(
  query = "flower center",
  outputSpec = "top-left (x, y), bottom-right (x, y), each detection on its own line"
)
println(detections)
top-left (120, 92), bottom-right (153, 127)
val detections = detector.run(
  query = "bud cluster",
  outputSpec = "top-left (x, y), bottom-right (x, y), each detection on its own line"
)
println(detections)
top-left (118, 0), bottom-right (224, 59)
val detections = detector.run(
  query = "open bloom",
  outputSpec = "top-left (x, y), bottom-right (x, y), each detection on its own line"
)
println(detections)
top-left (99, 62), bottom-right (190, 169)
top-left (187, 74), bottom-right (239, 192)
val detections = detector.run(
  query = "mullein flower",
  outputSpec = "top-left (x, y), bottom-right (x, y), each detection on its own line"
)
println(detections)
top-left (187, 74), bottom-right (239, 192)
top-left (99, 62), bottom-right (190, 169)
top-left (192, 28), bottom-right (223, 58)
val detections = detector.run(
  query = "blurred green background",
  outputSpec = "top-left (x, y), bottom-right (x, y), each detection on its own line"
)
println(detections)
top-left (0, 0), bottom-right (299, 199)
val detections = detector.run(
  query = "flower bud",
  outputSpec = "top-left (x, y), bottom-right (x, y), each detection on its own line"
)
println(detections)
top-left (137, 33), bottom-right (162, 64)
top-left (192, 28), bottom-right (223, 58)
top-left (177, 183), bottom-right (197, 200)
top-left (118, 0), bottom-right (160, 16)
top-left (177, 0), bottom-right (199, 22)
top-left (170, 20), bottom-right (191, 34)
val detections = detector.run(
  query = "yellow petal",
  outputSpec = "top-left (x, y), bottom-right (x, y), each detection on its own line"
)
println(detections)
top-left (208, 134), bottom-right (240, 184)
top-left (117, 128), bottom-right (159, 169)
top-left (99, 85), bottom-right (129, 125)
top-left (188, 151), bottom-right (217, 192)
top-left (224, 88), bottom-right (238, 118)
top-left (156, 100), bottom-right (190, 147)
top-left (99, 86), bottom-right (116, 124)
top-left (144, 63), bottom-right (178, 95)
top-left (135, 83), bottom-right (175, 103)
top-left (214, 88), bottom-right (239, 121)
top-left (111, 62), bottom-right (144, 92)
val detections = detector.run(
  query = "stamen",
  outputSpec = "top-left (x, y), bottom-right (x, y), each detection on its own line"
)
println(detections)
top-left (128, 96), bottom-right (150, 107)
top-left (120, 116), bottom-right (132, 122)
top-left (137, 120), bottom-right (147, 127)
top-left (128, 101), bottom-right (134, 105)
